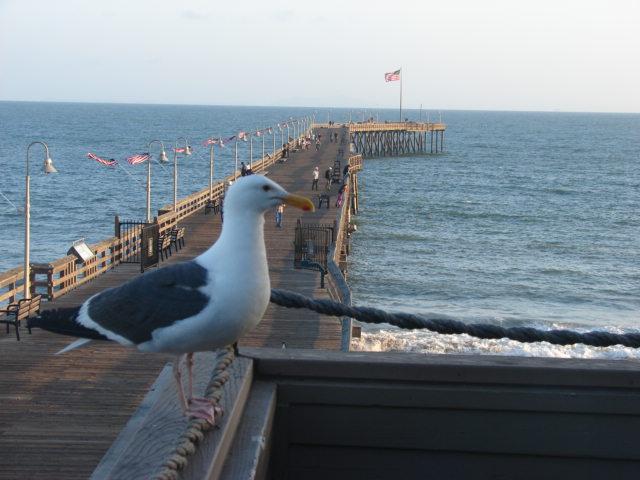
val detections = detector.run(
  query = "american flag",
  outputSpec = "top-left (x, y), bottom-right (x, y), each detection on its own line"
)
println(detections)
top-left (238, 131), bottom-right (247, 141)
top-left (385, 69), bottom-right (401, 82)
top-left (125, 153), bottom-right (151, 165)
top-left (87, 153), bottom-right (118, 166)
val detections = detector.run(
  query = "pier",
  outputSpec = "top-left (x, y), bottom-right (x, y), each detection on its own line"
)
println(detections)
top-left (0, 122), bottom-right (358, 478)
top-left (347, 121), bottom-right (446, 156)
top-left (3, 120), bottom-right (639, 479)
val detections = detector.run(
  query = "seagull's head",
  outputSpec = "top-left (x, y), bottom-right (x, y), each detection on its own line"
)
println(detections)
top-left (225, 175), bottom-right (315, 214)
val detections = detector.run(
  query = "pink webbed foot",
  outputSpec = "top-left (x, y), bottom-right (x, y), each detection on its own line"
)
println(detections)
top-left (186, 397), bottom-right (224, 426)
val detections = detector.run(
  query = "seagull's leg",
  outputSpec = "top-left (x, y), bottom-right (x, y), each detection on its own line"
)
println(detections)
top-left (184, 352), bottom-right (223, 426)
top-left (172, 354), bottom-right (189, 414)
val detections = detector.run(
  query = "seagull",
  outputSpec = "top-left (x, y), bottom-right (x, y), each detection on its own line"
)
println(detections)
top-left (29, 175), bottom-right (314, 425)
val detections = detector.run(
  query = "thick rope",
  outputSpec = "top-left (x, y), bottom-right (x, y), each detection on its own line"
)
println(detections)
top-left (270, 288), bottom-right (640, 349)
top-left (155, 345), bottom-right (235, 480)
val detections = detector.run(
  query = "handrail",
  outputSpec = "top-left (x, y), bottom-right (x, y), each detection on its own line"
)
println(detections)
top-left (325, 154), bottom-right (361, 351)
top-left (0, 144), bottom-right (294, 305)
top-left (348, 122), bottom-right (446, 132)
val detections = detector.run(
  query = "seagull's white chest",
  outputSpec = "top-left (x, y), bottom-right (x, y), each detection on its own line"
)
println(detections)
top-left (139, 223), bottom-right (270, 354)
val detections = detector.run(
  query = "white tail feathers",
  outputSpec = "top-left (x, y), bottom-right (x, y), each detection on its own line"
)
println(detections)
top-left (56, 338), bottom-right (93, 355)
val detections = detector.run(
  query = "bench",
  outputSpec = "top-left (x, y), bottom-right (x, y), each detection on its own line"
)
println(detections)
top-left (158, 234), bottom-right (172, 261)
top-left (318, 194), bottom-right (330, 209)
top-left (204, 198), bottom-right (220, 215)
top-left (0, 294), bottom-right (42, 341)
top-left (171, 226), bottom-right (186, 251)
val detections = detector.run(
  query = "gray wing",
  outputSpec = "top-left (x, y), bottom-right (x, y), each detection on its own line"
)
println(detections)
top-left (87, 260), bottom-right (211, 344)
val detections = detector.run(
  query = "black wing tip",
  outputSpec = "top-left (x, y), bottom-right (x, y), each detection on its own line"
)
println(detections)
top-left (29, 307), bottom-right (110, 341)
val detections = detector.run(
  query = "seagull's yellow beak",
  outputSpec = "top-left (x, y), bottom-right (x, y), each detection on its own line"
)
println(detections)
top-left (281, 193), bottom-right (315, 212)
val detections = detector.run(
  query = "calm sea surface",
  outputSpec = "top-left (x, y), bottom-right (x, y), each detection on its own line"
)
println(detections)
top-left (1, 102), bottom-right (638, 357)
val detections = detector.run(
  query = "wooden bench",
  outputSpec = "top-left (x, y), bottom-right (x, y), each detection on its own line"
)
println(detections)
top-left (171, 226), bottom-right (186, 251)
top-left (204, 199), bottom-right (220, 215)
top-left (318, 194), bottom-right (330, 209)
top-left (0, 294), bottom-right (42, 341)
top-left (158, 234), bottom-right (172, 261)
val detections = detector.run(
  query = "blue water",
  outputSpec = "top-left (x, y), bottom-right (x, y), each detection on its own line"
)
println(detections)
top-left (0, 101), bottom-right (314, 270)
top-left (347, 110), bottom-right (640, 357)
top-left (1, 102), bottom-right (638, 357)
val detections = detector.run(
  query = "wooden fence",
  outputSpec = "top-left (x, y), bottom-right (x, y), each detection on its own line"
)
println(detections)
top-left (0, 145), bottom-right (294, 304)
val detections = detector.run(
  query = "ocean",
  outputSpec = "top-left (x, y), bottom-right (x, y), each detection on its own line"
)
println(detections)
top-left (1, 102), bottom-right (638, 358)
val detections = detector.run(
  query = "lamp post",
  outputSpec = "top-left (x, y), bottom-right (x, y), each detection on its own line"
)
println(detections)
top-left (261, 128), bottom-right (265, 171)
top-left (249, 131), bottom-right (254, 170)
top-left (234, 135), bottom-right (239, 181)
top-left (146, 139), bottom-right (169, 222)
top-left (24, 141), bottom-right (57, 299)
top-left (208, 135), bottom-right (220, 201)
top-left (272, 126), bottom-right (277, 158)
top-left (173, 137), bottom-right (190, 212)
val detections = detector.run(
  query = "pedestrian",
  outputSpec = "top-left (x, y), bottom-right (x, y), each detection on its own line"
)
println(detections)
top-left (325, 167), bottom-right (333, 190)
top-left (312, 166), bottom-right (319, 190)
top-left (335, 184), bottom-right (347, 207)
top-left (275, 203), bottom-right (284, 227)
top-left (240, 162), bottom-right (247, 176)
top-left (342, 163), bottom-right (350, 182)
top-left (315, 139), bottom-right (321, 151)
top-left (246, 163), bottom-right (253, 175)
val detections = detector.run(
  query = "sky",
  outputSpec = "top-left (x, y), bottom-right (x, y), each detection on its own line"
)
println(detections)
top-left (1, 0), bottom-right (639, 113)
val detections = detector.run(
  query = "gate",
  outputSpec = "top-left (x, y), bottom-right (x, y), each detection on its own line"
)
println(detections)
top-left (116, 217), bottom-right (158, 271)
top-left (294, 220), bottom-right (335, 270)
top-left (140, 223), bottom-right (160, 272)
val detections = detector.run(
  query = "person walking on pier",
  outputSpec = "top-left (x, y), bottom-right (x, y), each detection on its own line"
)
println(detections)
top-left (275, 203), bottom-right (284, 227)
top-left (312, 166), bottom-right (320, 190)
top-left (325, 167), bottom-right (333, 190)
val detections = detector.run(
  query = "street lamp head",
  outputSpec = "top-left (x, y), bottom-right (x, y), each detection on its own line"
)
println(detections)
top-left (42, 157), bottom-right (57, 174)
top-left (159, 150), bottom-right (170, 163)
top-left (184, 146), bottom-right (192, 156)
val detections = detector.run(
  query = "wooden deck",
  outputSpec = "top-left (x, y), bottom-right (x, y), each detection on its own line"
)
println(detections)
top-left (0, 126), bottom-right (348, 479)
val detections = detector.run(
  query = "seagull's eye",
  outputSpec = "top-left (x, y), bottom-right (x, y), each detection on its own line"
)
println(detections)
top-left (262, 185), bottom-right (271, 192)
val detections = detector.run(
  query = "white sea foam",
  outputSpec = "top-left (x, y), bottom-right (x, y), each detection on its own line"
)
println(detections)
top-left (350, 326), bottom-right (640, 359)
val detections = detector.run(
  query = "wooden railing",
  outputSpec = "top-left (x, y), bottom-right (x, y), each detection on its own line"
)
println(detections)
top-left (0, 142), bottom-right (297, 305)
top-left (348, 122), bottom-right (446, 132)
top-left (325, 154), bottom-right (361, 351)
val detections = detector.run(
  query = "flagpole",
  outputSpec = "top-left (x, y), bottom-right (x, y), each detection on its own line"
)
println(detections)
top-left (399, 67), bottom-right (403, 122)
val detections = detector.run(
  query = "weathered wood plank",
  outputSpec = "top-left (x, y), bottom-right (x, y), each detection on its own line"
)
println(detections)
top-left (244, 347), bottom-right (640, 388)
top-left (219, 381), bottom-right (277, 480)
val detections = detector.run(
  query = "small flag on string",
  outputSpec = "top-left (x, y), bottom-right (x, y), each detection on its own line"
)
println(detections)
top-left (173, 146), bottom-right (192, 153)
top-left (238, 131), bottom-right (247, 141)
top-left (125, 153), bottom-right (151, 165)
top-left (385, 69), bottom-right (401, 82)
top-left (88, 153), bottom-right (118, 166)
